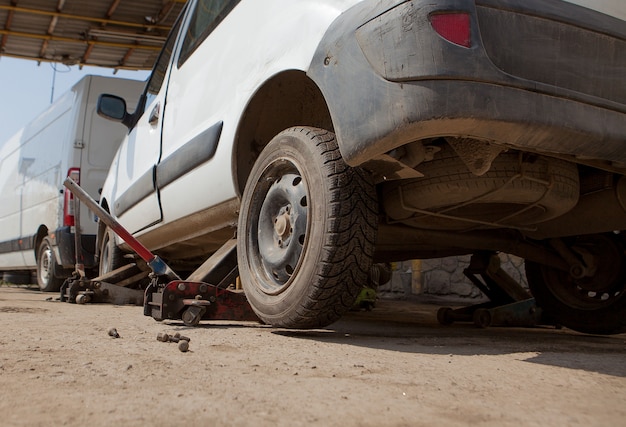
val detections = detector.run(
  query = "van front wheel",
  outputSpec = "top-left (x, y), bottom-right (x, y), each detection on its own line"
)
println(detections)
top-left (237, 127), bottom-right (378, 328)
top-left (99, 227), bottom-right (125, 276)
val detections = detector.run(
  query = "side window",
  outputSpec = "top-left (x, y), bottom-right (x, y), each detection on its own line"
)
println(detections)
top-left (178, 0), bottom-right (241, 67)
top-left (143, 11), bottom-right (185, 110)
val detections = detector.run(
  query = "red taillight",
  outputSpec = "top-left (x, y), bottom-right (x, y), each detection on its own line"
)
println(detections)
top-left (63, 168), bottom-right (80, 227)
top-left (430, 13), bottom-right (471, 48)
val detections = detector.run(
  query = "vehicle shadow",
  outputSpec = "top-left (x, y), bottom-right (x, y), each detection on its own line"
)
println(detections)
top-left (271, 299), bottom-right (626, 378)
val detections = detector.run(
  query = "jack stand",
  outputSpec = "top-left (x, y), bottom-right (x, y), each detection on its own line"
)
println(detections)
top-left (437, 252), bottom-right (548, 328)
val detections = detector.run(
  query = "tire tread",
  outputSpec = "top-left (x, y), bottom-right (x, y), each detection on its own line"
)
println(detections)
top-left (240, 126), bottom-right (378, 328)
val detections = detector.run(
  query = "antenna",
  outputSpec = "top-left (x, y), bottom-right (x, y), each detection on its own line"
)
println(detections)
top-left (50, 63), bottom-right (57, 104)
top-left (49, 62), bottom-right (71, 104)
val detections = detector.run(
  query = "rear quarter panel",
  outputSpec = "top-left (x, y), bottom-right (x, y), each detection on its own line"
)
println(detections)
top-left (562, 0), bottom-right (626, 20)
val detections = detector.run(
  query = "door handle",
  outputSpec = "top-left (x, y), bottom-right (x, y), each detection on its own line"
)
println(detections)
top-left (149, 103), bottom-right (160, 125)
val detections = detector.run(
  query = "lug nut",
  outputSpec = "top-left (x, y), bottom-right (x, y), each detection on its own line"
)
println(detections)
top-left (178, 340), bottom-right (189, 352)
top-left (173, 332), bottom-right (191, 342)
top-left (156, 332), bottom-right (191, 344)
top-left (108, 328), bottom-right (120, 338)
top-left (157, 332), bottom-right (173, 342)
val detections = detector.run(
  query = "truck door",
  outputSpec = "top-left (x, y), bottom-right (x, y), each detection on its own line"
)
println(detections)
top-left (110, 17), bottom-right (183, 234)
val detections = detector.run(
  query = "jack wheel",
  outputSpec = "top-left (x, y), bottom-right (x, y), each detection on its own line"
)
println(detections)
top-left (181, 307), bottom-right (202, 327)
top-left (437, 307), bottom-right (454, 326)
top-left (473, 308), bottom-right (492, 328)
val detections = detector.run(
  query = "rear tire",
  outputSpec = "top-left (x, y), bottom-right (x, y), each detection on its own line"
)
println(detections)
top-left (237, 127), bottom-right (378, 328)
top-left (36, 238), bottom-right (64, 292)
top-left (526, 233), bottom-right (626, 335)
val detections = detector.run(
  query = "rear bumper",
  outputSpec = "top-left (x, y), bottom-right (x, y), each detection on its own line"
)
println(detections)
top-left (309, 0), bottom-right (626, 168)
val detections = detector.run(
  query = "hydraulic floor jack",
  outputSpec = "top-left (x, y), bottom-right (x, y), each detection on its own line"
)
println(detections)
top-left (62, 177), bottom-right (258, 326)
top-left (436, 252), bottom-right (550, 329)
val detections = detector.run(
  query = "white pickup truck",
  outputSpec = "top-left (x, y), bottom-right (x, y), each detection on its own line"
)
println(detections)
top-left (97, 0), bottom-right (626, 333)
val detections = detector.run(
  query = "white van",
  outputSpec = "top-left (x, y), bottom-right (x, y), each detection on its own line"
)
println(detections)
top-left (0, 75), bottom-right (143, 291)
top-left (97, 0), bottom-right (625, 333)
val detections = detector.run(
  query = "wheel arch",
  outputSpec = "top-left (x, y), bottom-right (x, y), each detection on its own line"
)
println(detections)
top-left (233, 70), bottom-right (334, 196)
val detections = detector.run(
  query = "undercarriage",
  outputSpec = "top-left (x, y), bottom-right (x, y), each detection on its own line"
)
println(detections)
top-left (372, 138), bottom-right (626, 334)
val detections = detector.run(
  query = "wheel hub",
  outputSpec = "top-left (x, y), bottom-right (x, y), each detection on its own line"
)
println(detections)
top-left (274, 208), bottom-right (292, 247)
top-left (257, 173), bottom-right (308, 290)
top-left (40, 249), bottom-right (52, 282)
top-left (551, 234), bottom-right (626, 307)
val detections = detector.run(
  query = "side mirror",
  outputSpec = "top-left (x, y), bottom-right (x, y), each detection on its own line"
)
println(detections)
top-left (97, 94), bottom-right (128, 123)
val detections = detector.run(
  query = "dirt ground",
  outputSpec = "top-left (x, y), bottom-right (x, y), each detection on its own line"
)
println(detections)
top-left (0, 284), bottom-right (624, 427)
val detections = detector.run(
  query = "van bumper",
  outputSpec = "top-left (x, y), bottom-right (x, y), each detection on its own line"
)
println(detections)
top-left (308, 0), bottom-right (626, 169)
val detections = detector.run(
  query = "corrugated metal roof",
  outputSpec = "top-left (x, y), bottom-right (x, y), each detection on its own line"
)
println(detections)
top-left (0, 0), bottom-right (186, 70)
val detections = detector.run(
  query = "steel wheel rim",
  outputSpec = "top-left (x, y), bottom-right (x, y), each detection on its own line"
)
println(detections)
top-left (544, 235), bottom-right (626, 310)
top-left (39, 246), bottom-right (52, 285)
top-left (250, 161), bottom-right (309, 295)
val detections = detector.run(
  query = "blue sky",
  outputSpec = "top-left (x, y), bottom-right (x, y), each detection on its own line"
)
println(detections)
top-left (0, 56), bottom-right (148, 144)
